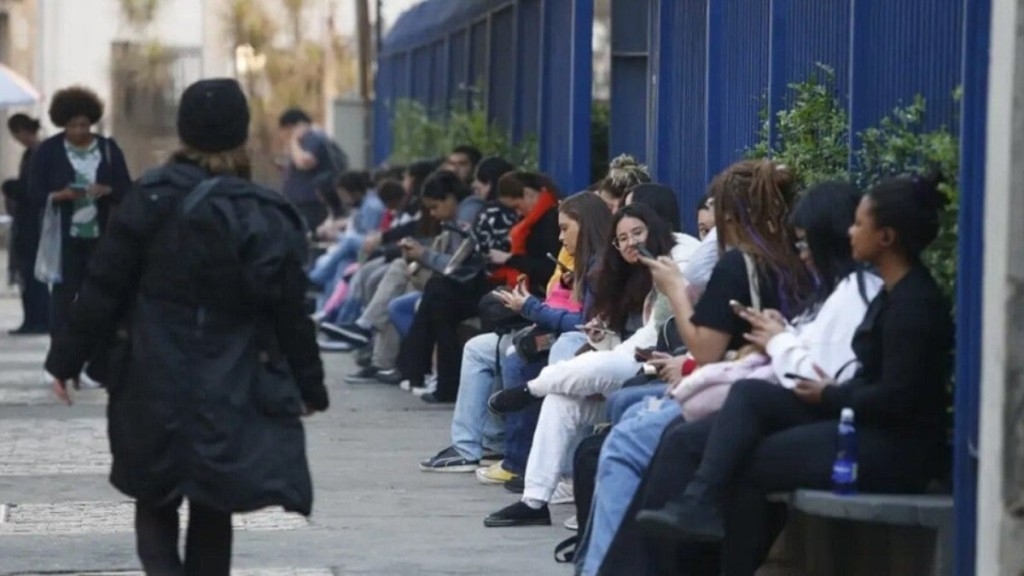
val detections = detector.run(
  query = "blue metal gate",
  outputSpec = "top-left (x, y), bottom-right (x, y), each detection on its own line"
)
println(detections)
top-left (374, 0), bottom-right (593, 193)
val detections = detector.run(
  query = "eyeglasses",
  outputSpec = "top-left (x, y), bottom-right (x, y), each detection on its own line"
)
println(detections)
top-left (612, 226), bottom-right (649, 250)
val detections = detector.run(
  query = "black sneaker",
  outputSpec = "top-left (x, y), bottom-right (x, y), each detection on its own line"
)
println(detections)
top-left (419, 446), bottom-right (480, 473)
top-left (321, 322), bottom-right (372, 346)
top-left (419, 392), bottom-right (455, 404)
top-left (344, 366), bottom-right (386, 384)
top-left (488, 386), bottom-right (540, 414)
top-left (376, 368), bottom-right (403, 385)
top-left (635, 492), bottom-right (724, 543)
top-left (318, 334), bottom-right (354, 352)
top-left (504, 476), bottom-right (525, 494)
top-left (484, 501), bottom-right (551, 527)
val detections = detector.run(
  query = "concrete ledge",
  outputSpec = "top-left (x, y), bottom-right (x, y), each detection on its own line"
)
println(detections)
top-left (782, 490), bottom-right (952, 529)
top-left (762, 490), bottom-right (953, 576)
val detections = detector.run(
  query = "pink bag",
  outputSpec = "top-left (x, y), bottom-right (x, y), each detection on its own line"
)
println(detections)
top-left (673, 253), bottom-right (776, 421)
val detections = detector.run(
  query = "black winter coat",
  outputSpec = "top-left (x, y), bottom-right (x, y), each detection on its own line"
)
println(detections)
top-left (45, 161), bottom-right (327, 515)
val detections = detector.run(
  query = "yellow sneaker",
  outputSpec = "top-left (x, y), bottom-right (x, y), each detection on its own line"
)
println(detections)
top-left (476, 461), bottom-right (520, 485)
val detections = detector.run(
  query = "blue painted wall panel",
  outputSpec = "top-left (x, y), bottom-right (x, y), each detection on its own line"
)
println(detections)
top-left (708, 0), bottom-right (770, 176)
top-left (411, 47), bottom-right (432, 106)
top-left (849, 0), bottom-right (964, 139)
top-left (489, 6), bottom-right (517, 132)
top-left (516, 0), bottom-right (542, 141)
top-left (448, 30), bottom-right (468, 110)
top-left (653, 0), bottom-right (707, 233)
top-left (609, 0), bottom-right (651, 165)
top-left (540, 0), bottom-right (574, 190)
top-left (777, 0), bottom-right (851, 103)
top-left (430, 40), bottom-right (447, 112)
top-left (469, 20), bottom-right (490, 96)
top-left (375, 0), bottom-right (592, 192)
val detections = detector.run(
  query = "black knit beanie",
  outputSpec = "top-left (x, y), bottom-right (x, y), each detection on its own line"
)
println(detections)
top-left (177, 78), bottom-right (250, 153)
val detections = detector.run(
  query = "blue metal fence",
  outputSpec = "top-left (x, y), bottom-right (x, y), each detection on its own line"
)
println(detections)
top-left (613, 0), bottom-right (966, 234)
top-left (374, 0), bottom-right (593, 193)
top-left (615, 2), bottom-right (983, 573)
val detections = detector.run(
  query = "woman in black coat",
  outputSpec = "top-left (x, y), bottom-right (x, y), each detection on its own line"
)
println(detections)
top-left (45, 79), bottom-right (327, 575)
top-left (28, 86), bottom-right (133, 341)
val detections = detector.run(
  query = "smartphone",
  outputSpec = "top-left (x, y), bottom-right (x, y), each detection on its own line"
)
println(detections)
top-left (574, 324), bottom-right (616, 335)
top-left (636, 245), bottom-right (655, 260)
top-left (729, 299), bottom-right (749, 315)
top-left (546, 252), bottom-right (571, 273)
top-left (634, 347), bottom-right (656, 362)
top-left (783, 372), bottom-right (815, 382)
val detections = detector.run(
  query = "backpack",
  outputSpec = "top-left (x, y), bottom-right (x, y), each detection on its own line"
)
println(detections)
top-left (181, 175), bottom-right (309, 313)
top-left (311, 135), bottom-right (349, 195)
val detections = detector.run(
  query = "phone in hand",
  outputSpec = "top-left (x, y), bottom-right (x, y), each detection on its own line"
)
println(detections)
top-left (636, 245), bottom-right (655, 260)
top-left (634, 347), bottom-right (656, 362)
top-left (729, 299), bottom-right (750, 315)
top-left (575, 324), bottom-right (616, 336)
top-left (784, 372), bottom-right (816, 382)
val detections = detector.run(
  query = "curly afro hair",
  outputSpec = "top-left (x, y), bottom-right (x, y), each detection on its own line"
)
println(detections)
top-left (48, 86), bottom-right (104, 127)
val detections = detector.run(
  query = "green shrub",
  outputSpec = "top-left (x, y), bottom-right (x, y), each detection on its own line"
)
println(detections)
top-left (388, 96), bottom-right (538, 169)
top-left (748, 67), bottom-right (960, 300)
top-left (747, 64), bottom-right (850, 187)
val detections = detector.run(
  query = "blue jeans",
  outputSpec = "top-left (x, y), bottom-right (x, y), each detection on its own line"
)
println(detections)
top-left (450, 333), bottom-right (506, 461)
top-left (309, 234), bottom-right (363, 306)
top-left (606, 382), bottom-right (669, 424)
top-left (580, 399), bottom-right (682, 575)
top-left (502, 331), bottom-right (588, 475)
top-left (387, 291), bottom-right (420, 337)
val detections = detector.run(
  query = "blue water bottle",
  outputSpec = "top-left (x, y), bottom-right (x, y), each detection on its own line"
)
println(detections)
top-left (832, 408), bottom-right (858, 495)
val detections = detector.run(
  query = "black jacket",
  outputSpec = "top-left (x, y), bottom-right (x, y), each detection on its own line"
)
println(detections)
top-left (45, 162), bottom-right (326, 515)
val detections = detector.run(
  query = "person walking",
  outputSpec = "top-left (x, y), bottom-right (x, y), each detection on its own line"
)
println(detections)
top-left (44, 78), bottom-right (328, 575)
top-left (27, 86), bottom-right (132, 340)
top-left (1, 114), bottom-right (49, 334)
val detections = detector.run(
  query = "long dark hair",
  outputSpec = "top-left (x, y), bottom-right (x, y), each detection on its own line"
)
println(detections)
top-left (558, 192), bottom-right (613, 302)
top-left (590, 204), bottom-right (675, 333)
top-left (630, 183), bottom-right (682, 232)
top-left (790, 181), bottom-right (864, 315)
top-left (711, 159), bottom-right (811, 317)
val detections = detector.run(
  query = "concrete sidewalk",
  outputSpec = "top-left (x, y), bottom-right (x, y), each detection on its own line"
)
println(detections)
top-left (0, 296), bottom-right (572, 575)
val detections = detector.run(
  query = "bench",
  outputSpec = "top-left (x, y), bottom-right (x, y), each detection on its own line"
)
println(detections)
top-left (760, 490), bottom-right (953, 576)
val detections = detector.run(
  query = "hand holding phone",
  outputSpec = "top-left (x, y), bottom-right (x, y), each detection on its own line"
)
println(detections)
top-left (634, 347), bottom-right (656, 362)
top-left (636, 245), bottom-right (655, 260)
top-left (729, 299), bottom-right (750, 316)
top-left (783, 372), bottom-right (816, 382)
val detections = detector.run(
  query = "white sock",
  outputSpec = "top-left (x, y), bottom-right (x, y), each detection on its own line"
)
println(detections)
top-left (522, 497), bottom-right (546, 510)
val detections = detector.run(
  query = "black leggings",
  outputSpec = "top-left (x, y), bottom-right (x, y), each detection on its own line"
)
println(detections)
top-left (396, 274), bottom-right (489, 401)
top-left (135, 498), bottom-right (233, 576)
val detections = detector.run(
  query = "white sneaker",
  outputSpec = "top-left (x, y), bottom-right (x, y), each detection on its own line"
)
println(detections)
top-left (550, 480), bottom-right (574, 505)
top-left (78, 371), bottom-right (102, 390)
top-left (564, 515), bottom-right (578, 531)
top-left (399, 380), bottom-right (413, 392)
top-left (412, 374), bottom-right (438, 397)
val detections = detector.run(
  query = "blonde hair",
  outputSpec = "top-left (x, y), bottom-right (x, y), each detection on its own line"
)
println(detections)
top-left (599, 154), bottom-right (651, 199)
top-left (173, 145), bottom-right (252, 179)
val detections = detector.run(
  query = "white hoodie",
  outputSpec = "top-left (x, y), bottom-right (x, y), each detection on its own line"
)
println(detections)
top-left (530, 232), bottom-right (701, 397)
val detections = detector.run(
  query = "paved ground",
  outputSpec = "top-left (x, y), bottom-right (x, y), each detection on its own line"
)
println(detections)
top-left (0, 296), bottom-right (573, 575)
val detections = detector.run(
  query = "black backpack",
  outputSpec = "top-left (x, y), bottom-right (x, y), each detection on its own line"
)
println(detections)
top-left (181, 175), bottom-right (309, 312)
top-left (311, 135), bottom-right (350, 196)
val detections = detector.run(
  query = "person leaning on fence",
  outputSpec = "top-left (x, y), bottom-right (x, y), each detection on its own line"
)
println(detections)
top-left (44, 78), bottom-right (328, 576)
